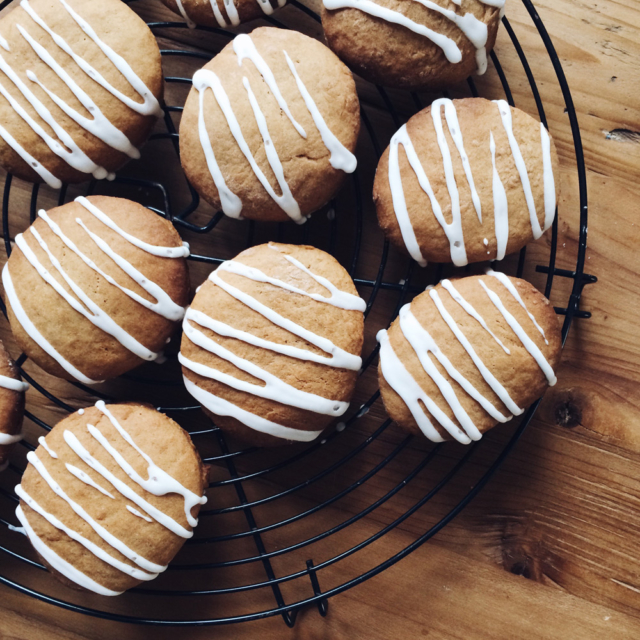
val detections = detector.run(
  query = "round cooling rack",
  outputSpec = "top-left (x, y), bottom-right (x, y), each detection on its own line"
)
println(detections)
top-left (0, 0), bottom-right (595, 628)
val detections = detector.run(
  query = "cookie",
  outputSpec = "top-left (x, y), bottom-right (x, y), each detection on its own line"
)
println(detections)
top-left (0, 340), bottom-right (28, 471)
top-left (180, 242), bottom-right (365, 446)
top-left (374, 98), bottom-right (559, 267)
top-left (179, 27), bottom-right (359, 223)
top-left (377, 271), bottom-right (561, 443)
top-left (161, 0), bottom-right (287, 28)
top-left (0, 0), bottom-right (163, 188)
top-left (14, 402), bottom-right (207, 595)
top-left (3, 195), bottom-right (190, 384)
top-left (321, 0), bottom-right (504, 90)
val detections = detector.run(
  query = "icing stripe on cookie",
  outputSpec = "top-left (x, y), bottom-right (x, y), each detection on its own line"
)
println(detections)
top-left (15, 504), bottom-right (123, 596)
top-left (0, 0), bottom-right (161, 187)
top-left (14, 400), bottom-right (210, 593)
top-left (378, 276), bottom-right (554, 443)
top-left (388, 98), bottom-right (555, 266)
top-left (181, 244), bottom-right (364, 440)
top-left (194, 33), bottom-right (356, 222)
top-left (7, 198), bottom-right (187, 383)
top-left (0, 373), bottom-right (29, 393)
top-left (323, 0), bottom-right (504, 74)
top-left (15, 401), bottom-right (208, 594)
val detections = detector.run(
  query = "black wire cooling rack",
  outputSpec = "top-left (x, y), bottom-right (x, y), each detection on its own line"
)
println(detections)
top-left (0, 0), bottom-right (595, 628)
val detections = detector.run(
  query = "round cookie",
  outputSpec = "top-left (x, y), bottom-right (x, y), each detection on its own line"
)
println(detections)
top-left (377, 272), bottom-right (561, 443)
top-left (180, 242), bottom-right (365, 446)
top-left (321, 0), bottom-right (504, 90)
top-left (161, 0), bottom-right (288, 28)
top-left (374, 97), bottom-right (560, 267)
top-left (15, 402), bottom-right (207, 595)
top-left (3, 195), bottom-right (190, 384)
top-left (179, 27), bottom-right (360, 223)
top-left (0, 340), bottom-right (28, 470)
top-left (0, 0), bottom-right (163, 188)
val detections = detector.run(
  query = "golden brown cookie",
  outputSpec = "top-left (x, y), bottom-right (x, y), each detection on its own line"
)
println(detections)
top-left (15, 402), bottom-right (207, 595)
top-left (374, 98), bottom-right (560, 267)
top-left (161, 0), bottom-right (287, 28)
top-left (321, 0), bottom-right (503, 90)
top-left (0, 340), bottom-right (28, 470)
top-left (3, 195), bottom-right (190, 383)
top-left (378, 272), bottom-right (561, 443)
top-left (0, 0), bottom-right (163, 187)
top-left (179, 27), bottom-right (360, 223)
top-left (180, 242), bottom-right (365, 446)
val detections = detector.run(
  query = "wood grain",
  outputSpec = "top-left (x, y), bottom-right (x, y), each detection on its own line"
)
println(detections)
top-left (0, 0), bottom-right (639, 637)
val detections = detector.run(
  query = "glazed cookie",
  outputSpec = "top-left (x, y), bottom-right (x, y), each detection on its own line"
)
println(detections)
top-left (378, 271), bottom-right (561, 443)
top-left (0, 0), bottom-right (163, 187)
top-left (161, 0), bottom-right (287, 28)
top-left (180, 27), bottom-right (359, 223)
top-left (321, 0), bottom-right (504, 90)
top-left (15, 402), bottom-right (207, 595)
top-left (0, 340), bottom-right (28, 471)
top-left (374, 98), bottom-right (559, 266)
top-left (180, 242), bottom-right (365, 446)
top-left (3, 195), bottom-right (190, 383)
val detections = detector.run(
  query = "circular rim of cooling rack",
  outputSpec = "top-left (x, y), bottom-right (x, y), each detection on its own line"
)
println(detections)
top-left (0, 0), bottom-right (592, 627)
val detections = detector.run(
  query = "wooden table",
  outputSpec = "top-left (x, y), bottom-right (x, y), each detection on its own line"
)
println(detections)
top-left (1, 0), bottom-right (639, 638)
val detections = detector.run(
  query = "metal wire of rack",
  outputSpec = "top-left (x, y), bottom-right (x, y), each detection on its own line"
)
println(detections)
top-left (0, 0), bottom-right (594, 628)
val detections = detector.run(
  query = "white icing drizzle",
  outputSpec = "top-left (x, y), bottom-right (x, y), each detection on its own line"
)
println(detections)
top-left (184, 376), bottom-right (323, 442)
top-left (323, 0), bottom-right (462, 64)
top-left (399, 305), bottom-right (503, 438)
top-left (440, 279), bottom-right (509, 354)
top-left (378, 273), bottom-right (557, 443)
top-left (179, 328), bottom-right (349, 416)
top-left (175, 0), bottom-right (287, 29)
top-left (66, 463), bottom-right (115, 499)
top-left (0, 431), bottom-right (23, 445)
top-left (233, 34), bottom-right (306, 138)
top-left (388, 125), bottom-right (430, 267)
top-left (209, 263), bottom-right (362, 370)
top-left (377, 328), bottom-right (449, 443)
top-left (323, 0), bottom-right (505, 73)
top-left (388, 98), bottom-right (555, 266)
top-left (38, 436), bottom-right (58, 458)
top-left (174, 0), bottom-right (197, 28)
top-left (283, 51), bottom-right (357, 173)
top-left (76, 197), bottom-right (190, 259)
top-left (486, 269), bottom-right (548, 343)
top-left (2, 263), bottom-right (99, 384)
top-left (478, 279), bottom-right (556, 384)
top-left (16, 226), bottom-right (159, 362)
top-left (494, 100), bottom-right (543, 239)
top-left (7, 197), bottom-right (187, 383)
top-left (490, 131), bottom-right (509, 260)
top-left (0, 0), bottom-right (161, 187)
top-left (194, 33), bottom-right (356, 222)
top-left (182, 249), bottom-right (364, 440)
top-left (412, 0), bottom-right (490, 74)
top-left (14, 401), bottom-right (207, 594)
top-left (0, 374), bottom-right (28, 392)
top-left (24, 0), bottom-right (162, 117)
top-left (0, 35), bottom-right (10, 51)
top-left (429, 286), bottom-right (522, 416)
top-left (15, 504), bottom-right (123, 596)
top-left (22, 451), bottom-right (167, 573)
top-left (89, 401), bottom-right (207, 527)
top-left (540, 123), bottom-right (556, 231)
top-left (16, 485), bottom-right (161, 583)
top-left (127, 505), bottom-right (153, 523)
